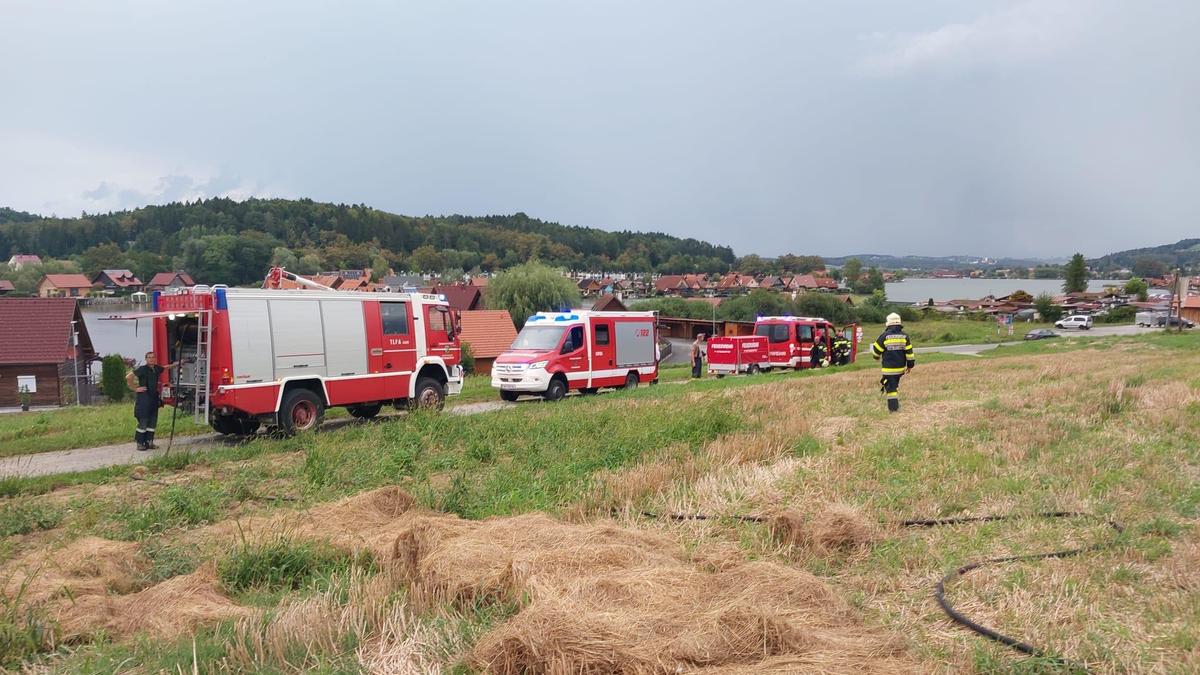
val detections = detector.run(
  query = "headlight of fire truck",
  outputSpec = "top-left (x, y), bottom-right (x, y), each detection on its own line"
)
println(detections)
top-left (528, 360), bottom-right (549, 370)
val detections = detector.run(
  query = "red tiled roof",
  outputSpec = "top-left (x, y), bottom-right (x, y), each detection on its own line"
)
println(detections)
top-left (655, 275), bottom-right (685, 292)
top-left (0, 280), bottom-right (14, 292)
top-left (148, 271), bottom-right (196, 287)
top-left (1182, 296), bottom-right (1200, 309)
top-left (591, 294), bottom-right (627, 312)
top-left (9, 255), bottom-right (41, 264)
top-left (41, 273), bottom-right (93, 289)
top-left (432, 285), bottom-right (482, 311)
top-left (95, 269), bottom-right (143, 287)
top-left (0, 298), bottom-right (95, 364)
top-left (458, 310), bottom-right (518, 359)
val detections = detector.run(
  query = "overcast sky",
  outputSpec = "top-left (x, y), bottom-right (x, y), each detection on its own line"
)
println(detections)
top-left (2, 0), bottom-right (1197, 258)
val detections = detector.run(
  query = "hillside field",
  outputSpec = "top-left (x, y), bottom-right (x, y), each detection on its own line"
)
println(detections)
top-left (1, 332), bottom-right (1197, 673)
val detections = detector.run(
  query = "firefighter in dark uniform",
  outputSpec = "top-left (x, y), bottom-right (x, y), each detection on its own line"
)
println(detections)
top-left (126, 351), bottom-right (176, 451)
top-left (832, 332), bottom-right (852, 366)
top-left (871, 313), bottom-right (914, 412)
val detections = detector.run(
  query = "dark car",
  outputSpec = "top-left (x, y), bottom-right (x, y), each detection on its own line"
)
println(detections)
top-left (1024, 329), bottom-right (1058, 340)
top-left (1158, 316), bottom-right (1195, 328)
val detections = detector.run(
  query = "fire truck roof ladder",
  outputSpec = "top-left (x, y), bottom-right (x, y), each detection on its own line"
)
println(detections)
top-left (192, 309), bottom-right (213, 424)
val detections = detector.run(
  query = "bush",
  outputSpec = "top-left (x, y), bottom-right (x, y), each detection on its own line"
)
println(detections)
top-left (460, 341), bottom-right (476, 375)
top-left (101, 354), bottom-right (128, 402)
top-left (1100, 305), bottom-right (1137, 324)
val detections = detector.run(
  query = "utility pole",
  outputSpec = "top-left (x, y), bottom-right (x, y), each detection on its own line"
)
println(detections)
top-left (69, 320), bottom-right (81, 405)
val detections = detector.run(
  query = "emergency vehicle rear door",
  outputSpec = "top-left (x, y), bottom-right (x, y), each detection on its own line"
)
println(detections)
top-left (590, 318), bottom-right (615, 387)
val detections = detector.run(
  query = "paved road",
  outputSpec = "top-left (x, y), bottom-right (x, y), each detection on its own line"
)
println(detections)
top-left (0, 400), bottom-right (512, 479)
top-left (915, 323), bottom-right (1160, 356)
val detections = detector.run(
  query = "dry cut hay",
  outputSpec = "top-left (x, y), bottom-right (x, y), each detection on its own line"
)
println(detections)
top-left (56, 564), bottom-right (252, 640)
top-left (1, 536), bottom-right (146, 606)
top-left (191, 485), bottom-right (418, 559)
top-left (770, 505), bottom-right (879, 552)
top-left (390, 512), bottom-right (919, 674)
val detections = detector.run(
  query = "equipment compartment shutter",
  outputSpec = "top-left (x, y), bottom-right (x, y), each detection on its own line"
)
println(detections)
top-left (614, 321), bottom-right (655, 367)
top-left (321, 300), bottom-right (368, 377)
top-left (269, 299), bottom-right (327, 378)
top-left (226, 297), bottom-right (274, 384)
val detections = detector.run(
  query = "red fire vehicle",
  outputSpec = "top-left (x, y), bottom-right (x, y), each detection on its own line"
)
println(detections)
top-left (492, 310), bottom-right (659, 401)
top-left (753, 316), bottom-right (858, 370)
top-left (130, 272), bottom-right (463, 435)
top-left (706, 335), bottom-right (769, 377)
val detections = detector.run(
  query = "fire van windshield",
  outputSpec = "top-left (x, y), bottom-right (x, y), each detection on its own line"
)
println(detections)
top-left (510, 325), bottom-right (565, 351)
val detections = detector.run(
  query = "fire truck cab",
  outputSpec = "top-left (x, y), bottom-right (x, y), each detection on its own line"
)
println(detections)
top-left (492, 311), bottom-right (659, 401)
top-left (146, 284), bottom-right (463, 435)
top-left (753, 316), bottom-right (858, 370)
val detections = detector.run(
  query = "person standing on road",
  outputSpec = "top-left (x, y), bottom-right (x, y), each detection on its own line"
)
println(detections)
top-left (691, 333), bottom-right (707, 378)
top-left (126, 351), bottom-right (176, 451)
top-left (871, 313), bottom-right (914, 413)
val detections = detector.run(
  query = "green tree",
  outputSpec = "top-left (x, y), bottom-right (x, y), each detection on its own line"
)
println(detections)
top-left (841, 258), bottom-right (862, 287)
top-left (717, 289), bottom-right (791, 321)
top-left (270, 246), bottom-right (299, 270)
top-left (1063, 253), bottom-right (1089, 293)
top-left (1132, 257), bottom-right (1167, 279)
top-left (486, 262), bottom-right (581, 328)
top-left (1008, 289), bottom-right (1034, 303)
top-left (77, 243), bottom-right (128, 278)
top-left (100, 354), bottom-right (128, 403)
top-left (410, 245), bottom-right (445, 273)
top-left (863, 267), bottom-right (885, 293)
top-left (459, 341), bottom-right (476, 375)
top-left (1034, 293), bottom-right (1063, 322)
top-left (1032, 265), bottom-right (1062, 279)
top-left (1123, 276), bottom-right (1149, 301)
top-left (735, 254), bottom-right (768, 276)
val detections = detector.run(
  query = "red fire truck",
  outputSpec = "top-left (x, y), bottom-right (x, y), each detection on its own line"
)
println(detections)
top-left (706, 335), bottom-right (769, 377)
top-left (132, 276), bottom-right (463, 435)
top-left (491, 310), bottom-right (659, 401)
top-left (753, 316), bottom-right (858, 370)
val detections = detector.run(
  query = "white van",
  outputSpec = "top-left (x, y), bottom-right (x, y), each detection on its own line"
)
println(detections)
top-left (1055, 315), bottom-right (1093, 330)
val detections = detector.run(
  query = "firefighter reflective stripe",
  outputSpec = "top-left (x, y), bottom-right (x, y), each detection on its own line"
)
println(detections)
top-left (886, 392), bottom-right (899, 398)
top-left (871, 342), bottom-right (883, 355)
top-left (883, 338), bottom-right (907, 345)
top-left (881, 366), bottom-right (906, 374)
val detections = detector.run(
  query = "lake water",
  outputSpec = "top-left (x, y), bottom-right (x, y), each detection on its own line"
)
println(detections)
top-left (82, 306), bottom-right (152, 361)
top-left (884, 278), bottom-right (1126, 304)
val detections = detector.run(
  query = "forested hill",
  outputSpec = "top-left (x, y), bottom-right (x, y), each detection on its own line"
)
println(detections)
top-left (0, 198), bottom-right (735, 285)
top-left (1089, 238), bottom-right (1200, 275)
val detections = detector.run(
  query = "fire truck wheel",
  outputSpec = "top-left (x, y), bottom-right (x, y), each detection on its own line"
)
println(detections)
top-left (748, 364), bottom-right (761, 375)
top-left (347, 403), bottom-right (383, 419)
top-left (623, 373), bottom-right (639, 390)
top-left (210, 415), bottom-right (240, 435)
top-left (411, 377), bottom-right (446, 411)
top-left (543, 377), bottom-right (567, 402)
top-left (499, 389), bottom-right (520, 402)
top-left (238, 418), bottom-right (261, 435)
top-left (279, 388), bottom-right (325, 435)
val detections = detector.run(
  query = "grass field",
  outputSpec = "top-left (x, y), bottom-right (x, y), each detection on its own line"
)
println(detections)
top-left (1, 332), bottom-right (1196, 673)
top-left (857, 319), bottom-right (1058, 345)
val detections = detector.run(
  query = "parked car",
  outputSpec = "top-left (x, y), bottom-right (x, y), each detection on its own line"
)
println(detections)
top-left (1055, 315), bottom-right (1093, 330)
top-left (1136, 311), bottom-right (1165, 327)
top-left (1024, 329), bottom-right (1058, 340)
top-left (1158, 316), bottom-right (1195, 328)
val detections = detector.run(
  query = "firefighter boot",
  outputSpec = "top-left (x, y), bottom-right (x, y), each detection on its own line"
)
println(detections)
top-left (887, 395), bottom-right (900, 413)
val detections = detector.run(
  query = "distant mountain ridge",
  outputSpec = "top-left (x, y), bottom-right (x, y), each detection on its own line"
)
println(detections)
top-left (1089, 238), bottom-right (1200, 272)
top-left (822, 254), bottom-right (1059, 270)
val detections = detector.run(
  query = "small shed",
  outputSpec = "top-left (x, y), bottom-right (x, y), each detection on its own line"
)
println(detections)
top-left (0, 298), bottom-right (97, 407)
top-left (457, 310), bottom-right (518, 376)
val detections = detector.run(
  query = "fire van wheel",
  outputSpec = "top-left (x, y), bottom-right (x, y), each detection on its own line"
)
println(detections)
top-left (543, 377), bottom-right (567, 402)
top-left (410, 377), bottom-right (447, 411)
top-left (279, 389), bottom-right (325, 435)
top-left (347, 403), bottom-right (383, 419)
top-left (623, 373), bottom-right (639, 390)
top-left (499, 389), bottom-right (520, 402)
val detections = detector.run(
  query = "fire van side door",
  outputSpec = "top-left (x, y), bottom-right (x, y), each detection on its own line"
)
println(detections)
top-left (378, 300), bottom-right (416, 400)
top-left (560, 325), bottom-right (588, 388)
top-left (590, 318), bottom-right (615, 387)
top-left (842, 324), bottom-right (858, 363)
top-left (795, 323), bottom-right (814, 368)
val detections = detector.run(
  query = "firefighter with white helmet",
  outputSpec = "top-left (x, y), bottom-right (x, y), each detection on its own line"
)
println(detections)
top-left (871, 313), bottom-right (914, 413)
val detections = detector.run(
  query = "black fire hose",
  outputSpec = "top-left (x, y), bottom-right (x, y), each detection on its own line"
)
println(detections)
top-left (637, 509), bottom-right (1124, 669)
top-left (164, 341), bottom-right (183, 457)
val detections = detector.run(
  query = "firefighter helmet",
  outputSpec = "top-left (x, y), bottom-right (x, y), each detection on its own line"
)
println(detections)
top-left (886, 312), bottom-right (902, 327)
